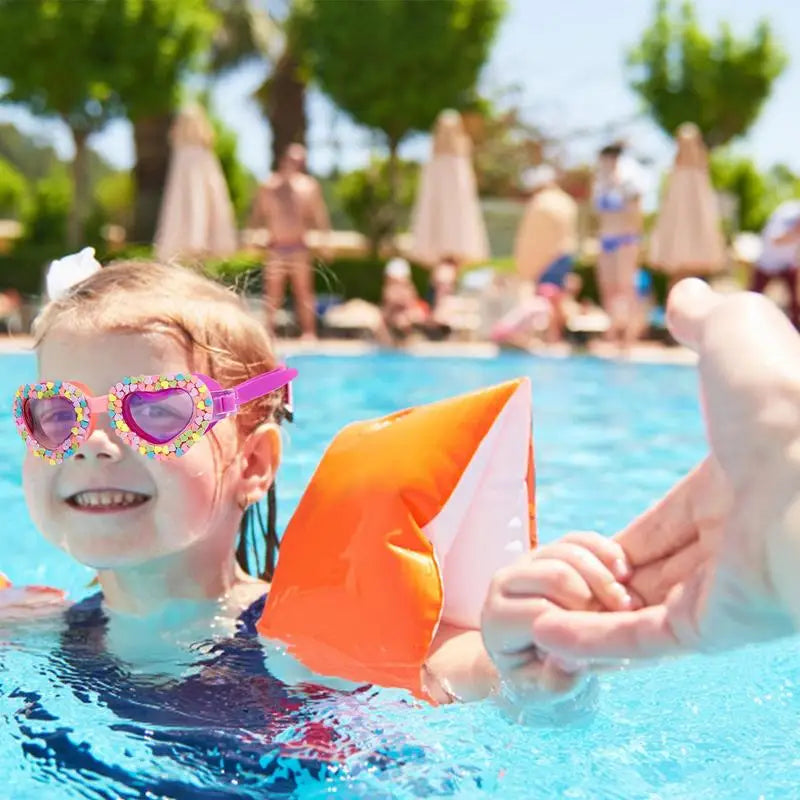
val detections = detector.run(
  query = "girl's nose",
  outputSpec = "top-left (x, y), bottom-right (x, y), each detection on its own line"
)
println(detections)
top-left (75, 397), bottom-right (124, 461)
top-left (74, 426), bottom-right (124, 462)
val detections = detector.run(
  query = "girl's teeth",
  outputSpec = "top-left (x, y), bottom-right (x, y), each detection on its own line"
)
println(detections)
top-left (71, 491), bottom-right (147, 508)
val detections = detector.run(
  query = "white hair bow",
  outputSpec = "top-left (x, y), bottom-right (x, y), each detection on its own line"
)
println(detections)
top-left (45, 247), bottom-right (102, 301)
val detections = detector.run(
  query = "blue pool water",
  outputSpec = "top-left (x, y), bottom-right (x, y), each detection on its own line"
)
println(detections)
top-left (2, 350), bottom-right (800, 799)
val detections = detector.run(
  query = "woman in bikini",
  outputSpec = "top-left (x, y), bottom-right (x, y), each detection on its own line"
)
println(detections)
top-left (593, 143), bottom-right (645, 350)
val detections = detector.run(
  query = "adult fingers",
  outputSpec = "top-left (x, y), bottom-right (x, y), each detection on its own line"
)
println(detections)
top-left (529, 604), bottom-right (684, 662)
top-left (613, 460), bottom-right (708, 566)
top-left (666, 278), bottom-right (723, 351)
top-left (626, 539), bottom-right (706, 606)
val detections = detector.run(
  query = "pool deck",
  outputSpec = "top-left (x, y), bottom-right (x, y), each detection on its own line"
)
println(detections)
top-left (0, 334), bottom-right (699, 365)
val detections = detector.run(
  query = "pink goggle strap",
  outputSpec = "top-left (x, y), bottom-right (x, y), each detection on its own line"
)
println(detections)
top-left (230, 365), bottom-right (297, 411)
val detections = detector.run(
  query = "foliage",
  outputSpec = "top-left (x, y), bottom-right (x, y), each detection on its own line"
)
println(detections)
top-left (203, 252), bottom-right (670, 309)
top-left (470, 106), bottom-right (543, 197)
top-left (210, 115), bottom-right (257, 224)
top-left (0, 1), bottom-right (219, 245)
top-left (24, 168), bottom-right (73, 246)
top-left (710, 151), bottom-right (800, 232)
top-left (104, 1), bottom-right (219, 243)
top-left (1, 167), bottom-right (77, 295)
top-left (0, 122), bottom-right (117, 190)
top-left (0, 243), bottom-right (62, 295)
top-left (93, 172), bottom-right (135, 229)
top-left (208, 0), bottom-right (307, 169)
top-left (295, 0), bottom-right (505, 149)
top-left (205, 252), bottom-right (431, 305)
top-left (0, 239), bottom-right (670, 313)
top-left (83, 170), bottom-right (135, 243)
top-left (0, 124), bottom-right (60, 183)
top-left (0, 0), bottom-right (124, 243)
top-left (207, 0), bottom-right (288, 75)
top-left (100, 0), bottom-right (218, 119)
top-left (0, 157), bottom-right (31, 220)
top-left (628, 0), bottom-right (787, 148)
top-left (0, 1), bottom-right (124, 135)
top-left (334, 159), bottom-right (419, 255)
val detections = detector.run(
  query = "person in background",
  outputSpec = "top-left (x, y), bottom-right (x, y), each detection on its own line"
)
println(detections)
top-left (0, 288), bottom-right (22, 333)
top-left (510, 165), bottom-right (579, 344)
top-left (751, 200), bottom-right (800, 328)
top-left (380, 258), bottom-right (429, 344)
top-left (593, 143), bottom-right (646, 350)
top-left (248, 144), bottom-right (331, 341)
top-left (514, 165), bottom-right (578, 291)
top-left (430, 256), bottom-right (459, 316)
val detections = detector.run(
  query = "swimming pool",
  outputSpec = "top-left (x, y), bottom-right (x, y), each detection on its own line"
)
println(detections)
top-left (2, 350), bottom-right (799, 799)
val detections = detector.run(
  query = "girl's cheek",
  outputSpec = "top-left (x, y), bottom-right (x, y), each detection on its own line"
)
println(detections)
top-left (22, 460), bottom-right (59, 543)
top-left (22, 456), bottom-right (44, 506)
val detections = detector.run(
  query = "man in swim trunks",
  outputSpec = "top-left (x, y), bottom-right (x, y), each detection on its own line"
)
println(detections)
top-left (249, 144), bottom-right (331, 340)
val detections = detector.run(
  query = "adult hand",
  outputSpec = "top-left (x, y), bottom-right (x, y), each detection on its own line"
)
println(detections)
top-left (481, 532), bottom-right (634, 695)
top-left (501, 281), bottom-right (800, 663)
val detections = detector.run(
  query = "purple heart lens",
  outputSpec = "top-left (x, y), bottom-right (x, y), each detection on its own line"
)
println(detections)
top-left (25, 396), bottom-right (78, 450)
top-left (124, 388), bottom-right (195, 444)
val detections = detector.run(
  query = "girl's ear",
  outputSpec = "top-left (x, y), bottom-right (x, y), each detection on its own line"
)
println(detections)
top-left (236, 422), bottom-right (281, 505)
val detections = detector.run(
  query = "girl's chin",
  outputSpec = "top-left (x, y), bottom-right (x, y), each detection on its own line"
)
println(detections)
top-left (64, 539), bottom-right (162, 571)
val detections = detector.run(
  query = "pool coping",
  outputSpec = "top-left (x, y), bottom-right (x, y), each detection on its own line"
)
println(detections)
top-left (0, 335), bottom-right (699, 366)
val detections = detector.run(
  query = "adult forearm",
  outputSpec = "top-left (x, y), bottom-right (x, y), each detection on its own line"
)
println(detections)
top-left (768, 486), bottom-right (800, 627)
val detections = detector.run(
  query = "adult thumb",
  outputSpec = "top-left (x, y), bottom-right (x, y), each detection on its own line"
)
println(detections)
top-left (666, 279), bottom-right (724, 351)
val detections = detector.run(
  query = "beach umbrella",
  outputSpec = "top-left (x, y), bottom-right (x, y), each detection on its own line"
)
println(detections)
top-left (154, 104), bottom-right (237, 262)
top-left (648, 123), bottom-right (726, 276)
top-left (409, 109), bottom-right (489, 267)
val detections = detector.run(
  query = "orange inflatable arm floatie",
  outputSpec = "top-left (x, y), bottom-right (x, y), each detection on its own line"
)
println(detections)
top-left (0, 573), bottom-right (67, 617)
top-left (259, 378), bottom-right (536, 698)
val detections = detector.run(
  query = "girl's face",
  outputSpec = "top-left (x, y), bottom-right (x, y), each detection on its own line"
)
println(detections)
top-left (23, 329), bottom-right (243, 570)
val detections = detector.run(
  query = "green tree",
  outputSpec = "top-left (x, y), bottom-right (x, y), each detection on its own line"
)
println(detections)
top-left (0, 158), bottom-right (31, 221)
top-left (0, 123), bottom-right (60, 183)
top-left (0, 1), bottom-right (123, 247)
top-left (335, 158), bottom-right (418, 256)
top-left (101, 0), bottom-right (217, 243)
top-left (0, 1), bottom-right (216, 247)
top-left (296, 0), bottom-right (505, 200)
top-left (25, 167), bottom-right (73, 246)
top-left (628, 0), bottom-right (787, 148)
top-left (211, 0), bottom-right (309, 170)
top-left (210, 114), bottom-right (257, 224)
top-left (711, 151), bottom-right (800, 233)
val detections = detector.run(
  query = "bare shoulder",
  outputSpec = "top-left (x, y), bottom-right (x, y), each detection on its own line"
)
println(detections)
top-left (291, 173), bottom-right (320, 193)
top-left (260, 174), bottom-right (283, 193)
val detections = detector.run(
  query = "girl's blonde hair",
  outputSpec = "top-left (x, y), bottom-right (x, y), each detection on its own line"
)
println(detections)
top-left (34, 260), bottom-right (288, 579)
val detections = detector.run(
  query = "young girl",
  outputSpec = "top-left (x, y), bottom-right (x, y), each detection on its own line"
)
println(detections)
top-left (7, 255), bottom-right (634, 711)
